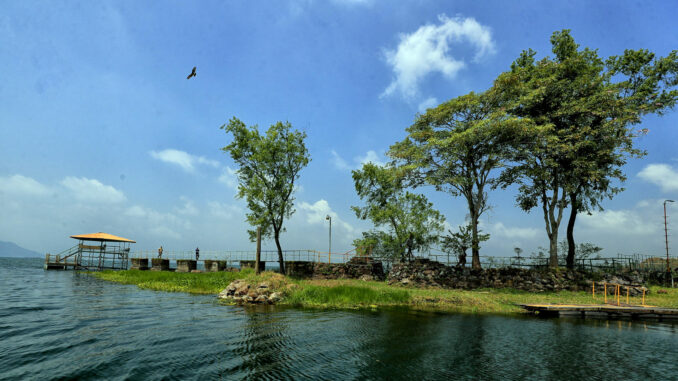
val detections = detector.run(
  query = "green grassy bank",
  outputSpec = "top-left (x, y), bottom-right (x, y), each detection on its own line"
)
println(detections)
top-left (91, 270), bottom-right (678, 314)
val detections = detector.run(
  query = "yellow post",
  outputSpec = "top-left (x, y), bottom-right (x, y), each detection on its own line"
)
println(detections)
top-left (626, 288), bottom-right (629, 305)
top-left (617, 285), bottom-right (620, 306)
top-left (592, 282), bottom-right (595, 299)
top-left (604, 283), bottom-right (607, 304)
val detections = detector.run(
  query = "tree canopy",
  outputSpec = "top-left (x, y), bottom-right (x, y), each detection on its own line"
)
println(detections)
top-left (497, 30), bottom-right (678, 268)
top-left (389, 90), bottom-right (529, 268)
top-left (351, 162), bottom-right (445, 261)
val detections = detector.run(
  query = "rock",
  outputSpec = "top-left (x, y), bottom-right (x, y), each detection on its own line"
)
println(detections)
top-left (360, 275), bottom-right (374, 281)
top-left (255, 295), bottom-right (269, 304)
top-left (269, 292), bottom-right (281, 302)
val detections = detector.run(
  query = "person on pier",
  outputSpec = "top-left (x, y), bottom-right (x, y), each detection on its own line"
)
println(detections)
top-left (158, 245), bottom-right (163, 258)
top-left (195, 247), bottom-right (200, 261)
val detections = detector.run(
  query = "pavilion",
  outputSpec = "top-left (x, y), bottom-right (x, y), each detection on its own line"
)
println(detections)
top-left (44, 232), bottom-right (136, 271)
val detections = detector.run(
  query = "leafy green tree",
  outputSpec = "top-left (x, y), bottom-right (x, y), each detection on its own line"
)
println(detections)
top-left (557, 240), bottom-right (603, 266)
top-left (220, 117), bottom-right (310, 274)
top-left (498, 30), bottom-right (677, 268)
top-left (351, 163), bottom-right (445, 261)
top-left (389, 90), bottom-right (528, 269)
top-left (441, 224), bottom-right (489, 267)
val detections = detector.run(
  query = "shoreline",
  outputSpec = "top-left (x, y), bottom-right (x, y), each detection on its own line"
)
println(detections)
top-left (90, 269), bottom-right (678, 315)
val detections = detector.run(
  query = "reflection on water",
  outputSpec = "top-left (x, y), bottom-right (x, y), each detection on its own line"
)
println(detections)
top-left (1, 257), bottom-right (677, 380)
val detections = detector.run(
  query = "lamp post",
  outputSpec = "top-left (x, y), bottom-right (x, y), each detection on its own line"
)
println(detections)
top-left (325, 215), bottom-right (332, 262)
top-left (665, 200), bottom-right (675, 287)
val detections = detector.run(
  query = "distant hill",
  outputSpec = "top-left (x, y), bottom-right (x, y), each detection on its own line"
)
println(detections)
top-left (0, 241), bottom-right (42, 257)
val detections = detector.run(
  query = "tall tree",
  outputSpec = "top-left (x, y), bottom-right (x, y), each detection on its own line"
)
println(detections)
top-left (221, 117), bottom-right (310, 274)
top-left (352, 163), bottom-right (445, 261)
top-left (498, 30), bottom-right (678, 268)
top-left (389, 90), bottom-right (528, 269)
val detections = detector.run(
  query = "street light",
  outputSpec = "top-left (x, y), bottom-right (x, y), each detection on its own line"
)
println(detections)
top-left (664, 199), bottom-right (675, 287)
top-left (325, 215), bottom-right (332, 261)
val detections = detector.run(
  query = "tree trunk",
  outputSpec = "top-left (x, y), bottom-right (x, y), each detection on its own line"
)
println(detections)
top-left (549, 232), bottom-right (558, 268)
top-left (471, 213), bottom-right (481, 270)
top-left (566, 192), bottom-right (578, 269)
top-left (274, 230), bottom-right (285, 274)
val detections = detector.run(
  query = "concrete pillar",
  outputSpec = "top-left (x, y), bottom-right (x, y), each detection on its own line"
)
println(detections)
top-left (151, 258), bottom-right (170, 271)
top-left (176, 260), bottom-right (197, 273)
top-left (240, 260), bottom-right (265, 272)
top-left (131, 258), bottom-right (149, 270)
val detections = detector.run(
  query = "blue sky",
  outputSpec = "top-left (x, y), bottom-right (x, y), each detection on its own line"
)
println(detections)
top-left (1, 0), bottom-right (678, 258)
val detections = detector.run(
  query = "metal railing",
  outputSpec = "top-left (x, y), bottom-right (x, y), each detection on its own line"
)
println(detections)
top-left (131, 249), bottom-right (357, 264)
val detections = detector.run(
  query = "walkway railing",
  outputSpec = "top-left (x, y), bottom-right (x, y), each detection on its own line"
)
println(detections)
top-left (131, 249), bottom-right (356, 264)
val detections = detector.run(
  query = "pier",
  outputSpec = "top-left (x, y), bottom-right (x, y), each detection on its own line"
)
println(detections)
top-left (520, 303), bottom-right (678, 320)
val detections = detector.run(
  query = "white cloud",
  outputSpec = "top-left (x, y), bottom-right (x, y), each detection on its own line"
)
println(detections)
top-left (579, 209), bottom-right (655, 235)
top-left (298, 199), bottom-right (355, 234)
top-left (149, 149), bottom-right (219, 173)
top-left (331, 150), bottom-right (385, 171)
top-left (123, 204), bottom-right (190, 239)
top-left (218, 166), bottom-right (238, 190)
top-left (0, 174), bottom-right (51, 197)
top-left (638, 163), bottom-right (678, 192)
top-left (175, 196), bottom-right (198, 216)
top-left (356, 150), bottom-right (385, 167)
top-left (492, 222), bottom-right (539, 239)
top-left (331, 150), bottom-right (350, 171)
top-left (418, 97), bottom-right (438, 113)
top-left (381, 14), bottom-right (495, 100)
top-left (61, 177), bottom-right (126, 203)
top-left (208, 201), bottom-right (242, 219)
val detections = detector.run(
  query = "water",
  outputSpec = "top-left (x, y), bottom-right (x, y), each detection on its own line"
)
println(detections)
top-left (1, 258), bottom-right (677, 380)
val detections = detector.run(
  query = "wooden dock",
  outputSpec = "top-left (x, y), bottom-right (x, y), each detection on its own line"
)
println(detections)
top-left (520, 303), bottom-right (678, 320)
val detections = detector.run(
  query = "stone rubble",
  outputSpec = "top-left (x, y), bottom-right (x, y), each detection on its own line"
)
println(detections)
top-left (218, 280), bottom-right (281, 304)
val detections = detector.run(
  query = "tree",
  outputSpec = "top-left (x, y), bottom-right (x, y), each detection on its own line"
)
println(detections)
top-left (351, 163), bottom-right (445, 261)
top-left (389, 90), bottom-right (528, 269)
top-left (557, 240), bottom-right (602, 267)
top-left (498, 30), bottom-right (678, 268)
top-left (220, 117), bottom-right (310, 274)
top-left (441, 224), bottom-right (489, 267)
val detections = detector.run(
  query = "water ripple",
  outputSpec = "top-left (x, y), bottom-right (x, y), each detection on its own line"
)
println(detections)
top-left (1, 257), bottom-right (677, 380)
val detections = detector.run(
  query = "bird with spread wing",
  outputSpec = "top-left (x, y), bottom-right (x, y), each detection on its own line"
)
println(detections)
top-left (187, 66), bottom-right (197, 80)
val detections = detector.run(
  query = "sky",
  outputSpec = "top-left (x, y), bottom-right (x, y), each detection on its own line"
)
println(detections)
top-left (1, 0), bottom-right (678, 259)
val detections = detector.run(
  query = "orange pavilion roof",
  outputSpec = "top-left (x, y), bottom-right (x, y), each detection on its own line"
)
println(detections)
top-left (70, 232), bottom-right (136, 243)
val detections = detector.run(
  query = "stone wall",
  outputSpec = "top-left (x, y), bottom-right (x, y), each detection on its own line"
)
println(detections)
top-left (312, 256), bottom-right (385, 281)
top-left (387, 258), bottom-right (649, 295)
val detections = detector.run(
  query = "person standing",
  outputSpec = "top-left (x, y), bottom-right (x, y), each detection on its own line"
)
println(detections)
top-left (158, 245), bottom-right (163, 258)
top-left (195, 247), bottom-right (200, 261)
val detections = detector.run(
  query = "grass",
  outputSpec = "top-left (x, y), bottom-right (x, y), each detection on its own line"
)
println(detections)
top-left (90, 270), bottom-right (678, 314)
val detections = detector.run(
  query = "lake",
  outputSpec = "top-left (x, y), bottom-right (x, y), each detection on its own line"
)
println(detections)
top-left (1, 257), bottom-right (676, 380)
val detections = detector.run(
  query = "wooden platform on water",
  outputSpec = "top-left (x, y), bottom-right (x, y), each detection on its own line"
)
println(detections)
top-left (520, 303), bottom-right (678, 320)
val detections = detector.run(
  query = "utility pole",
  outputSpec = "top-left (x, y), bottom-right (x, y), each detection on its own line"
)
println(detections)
top-left (325, 215), bottom-right (332, 262)
top-left (255, 226), bottom-right (261, 275)
top-left (664, 200), bottom-right (675, 287)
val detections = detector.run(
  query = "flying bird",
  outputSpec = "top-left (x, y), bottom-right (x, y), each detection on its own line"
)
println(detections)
top-left (187, 66), bottom-right (197, 80)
